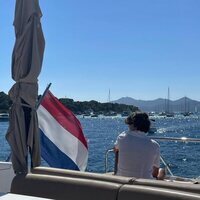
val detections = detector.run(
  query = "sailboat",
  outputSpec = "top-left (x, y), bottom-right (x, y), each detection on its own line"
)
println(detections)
top-left (103, 89), bottom-right (118, 117)
top-left (182, 96), bottom-right (191, 116)
top-left (166, 87), bottom-right (174, 117)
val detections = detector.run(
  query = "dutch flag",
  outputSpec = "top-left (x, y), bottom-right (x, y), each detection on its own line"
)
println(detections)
top-left (37, 90), bottom-right (88, 171)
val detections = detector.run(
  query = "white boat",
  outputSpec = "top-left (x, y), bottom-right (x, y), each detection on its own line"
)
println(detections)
top-left (0, 113), bottom-right (9, 122)
top-left (104, 111), bottom-right (118, 117)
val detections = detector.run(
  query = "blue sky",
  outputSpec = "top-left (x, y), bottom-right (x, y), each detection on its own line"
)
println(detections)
top-left (0, 0), bottom-right (200, 102)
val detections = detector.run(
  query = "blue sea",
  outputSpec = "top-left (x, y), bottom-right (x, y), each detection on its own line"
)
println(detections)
top-left (1, 114), bottom-right (200, 178)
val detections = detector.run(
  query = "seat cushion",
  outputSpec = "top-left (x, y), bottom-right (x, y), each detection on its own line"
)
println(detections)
top-left (32, 166), bottom-right (135, 184)
top-left (11, 174), bottom-right (121, 200)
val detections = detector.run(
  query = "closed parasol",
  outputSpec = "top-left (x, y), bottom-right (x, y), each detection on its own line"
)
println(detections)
top-left (6, 0), bottom-right (45, 174)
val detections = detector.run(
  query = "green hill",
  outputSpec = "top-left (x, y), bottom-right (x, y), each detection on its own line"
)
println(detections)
top-left (0, 92), bottom-right (138, 114)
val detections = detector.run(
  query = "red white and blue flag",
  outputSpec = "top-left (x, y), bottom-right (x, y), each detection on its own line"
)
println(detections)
top-left (37, 90), bottom-right (88, 171)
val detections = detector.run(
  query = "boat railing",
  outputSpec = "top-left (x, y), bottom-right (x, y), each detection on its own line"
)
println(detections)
top-left (150, 136), bottom-right (200, 143)
top-left (105, 148), bottom-right (115, 173)
top-left (105, 136), bottom-right (200, 176)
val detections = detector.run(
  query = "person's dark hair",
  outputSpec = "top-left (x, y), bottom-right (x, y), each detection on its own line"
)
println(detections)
top-left (125, 112), bottom-right (151, 133)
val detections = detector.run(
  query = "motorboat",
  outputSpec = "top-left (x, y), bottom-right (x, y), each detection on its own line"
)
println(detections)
top-left (166, 112), bottom-right (175, 118)
top-left (91, 113), bottom-right (99, 117)
top-left (104, 111), bottom-right (118, 117)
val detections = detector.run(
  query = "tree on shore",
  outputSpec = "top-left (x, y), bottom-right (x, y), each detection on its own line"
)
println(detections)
top-left (0, 92), bottom-right (138, 114)
top-left (0, 92), bottom-right (12, 113)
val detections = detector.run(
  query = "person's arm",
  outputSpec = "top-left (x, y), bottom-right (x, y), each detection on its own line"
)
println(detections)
top-left (114, 146), bottom-right (119, 152)
top-left (114, 135), bottom-right (119, 152)
top-left (152, 166), bottom-right (159, 178)
top-left (114, 137), bottom-right (119, 175)
top-left (114, 146), bottom-right (119, 175)
top-left (152, 141), bottom-right (161, 179)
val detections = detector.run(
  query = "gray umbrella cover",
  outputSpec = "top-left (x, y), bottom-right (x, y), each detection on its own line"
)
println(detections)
top-left (6, 0), bottom-right (45, 174)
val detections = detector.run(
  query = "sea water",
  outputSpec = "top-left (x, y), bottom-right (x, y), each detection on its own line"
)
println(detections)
top-left (1, 114), bottom-right (200, 178)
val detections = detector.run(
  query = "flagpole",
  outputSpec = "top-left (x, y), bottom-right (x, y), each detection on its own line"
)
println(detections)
top-left (36, 83), bottom-right (52, 109)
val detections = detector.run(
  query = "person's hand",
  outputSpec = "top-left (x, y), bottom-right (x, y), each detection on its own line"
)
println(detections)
top-left (114, 147), bottom-right (119, 153)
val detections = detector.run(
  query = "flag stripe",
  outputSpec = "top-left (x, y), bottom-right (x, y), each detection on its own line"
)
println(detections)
top-left (40, 129), bottom-right (79, 170)
top-left (41, 91), bottom-right (88, 148)
top-left (38, 105), bottom-right (88, 171)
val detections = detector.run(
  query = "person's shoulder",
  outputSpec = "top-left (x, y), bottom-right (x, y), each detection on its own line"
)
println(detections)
top-left (117, 131), bottom-right (127, 139)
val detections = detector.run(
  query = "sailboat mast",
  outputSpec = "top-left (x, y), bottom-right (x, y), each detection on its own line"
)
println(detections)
top-left (108, 89), bottom-right (111, 103)
top-left (167, 87), bottom-right (170, 113)
top-left (184, 96), bottom-right (186, 113)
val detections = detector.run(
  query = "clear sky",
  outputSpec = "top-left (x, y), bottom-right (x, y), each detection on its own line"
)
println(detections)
top-left (0, 0), bottom-right (200, 102)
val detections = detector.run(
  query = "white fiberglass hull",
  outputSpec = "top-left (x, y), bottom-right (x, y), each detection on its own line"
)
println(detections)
top-left (0, 162), bottom-right (15, 193)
